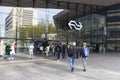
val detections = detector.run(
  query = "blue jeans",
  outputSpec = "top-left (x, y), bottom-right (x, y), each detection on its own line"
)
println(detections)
top-left (57, 52), bottom-right (62, 60)
top-left (69, 57), bottom-right (75, 69)
top-left (10, 54), bottom-right (14, 59)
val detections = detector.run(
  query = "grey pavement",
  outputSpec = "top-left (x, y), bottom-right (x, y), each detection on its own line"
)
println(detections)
top-left (0, 52), bottom-right (120, 80)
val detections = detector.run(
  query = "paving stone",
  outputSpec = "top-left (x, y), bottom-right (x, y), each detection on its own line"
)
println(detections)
top-left (0, 52), bottom-right (120, 80)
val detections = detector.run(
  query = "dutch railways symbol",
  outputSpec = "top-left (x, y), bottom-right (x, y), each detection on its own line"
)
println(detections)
top-left (68, 20), bottom-right (83, 30)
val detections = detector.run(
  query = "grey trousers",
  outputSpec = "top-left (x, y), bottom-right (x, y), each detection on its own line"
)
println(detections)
top-left (82, 57), bottom-right (88, 70)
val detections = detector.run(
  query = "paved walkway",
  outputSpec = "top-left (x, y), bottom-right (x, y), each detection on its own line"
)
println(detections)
top-left (0, 52), bottom-right (120, 80)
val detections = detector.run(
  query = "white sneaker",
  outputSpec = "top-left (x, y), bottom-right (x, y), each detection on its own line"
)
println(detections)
top-left (12, 57), bottom-right (14, 60)
top-left (0, 58), bottom-right (2, 60)
top-left (57, 60), bottom-right (60, 62)
top-left (8, 58), bottom-right (11, 60)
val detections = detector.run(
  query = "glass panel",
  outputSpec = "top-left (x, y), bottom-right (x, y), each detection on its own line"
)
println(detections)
top-left (0, 1), bottom-right (120, 53)
top-left (0, 6), bottom-right (63, 53)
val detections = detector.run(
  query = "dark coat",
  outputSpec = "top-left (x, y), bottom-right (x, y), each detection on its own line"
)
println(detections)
top-left (5, 45), bottom-right (11, 55)
top-left (55, 44), bottom-right (62, 53)
top-left (67, 45), bottom-right (78, 58)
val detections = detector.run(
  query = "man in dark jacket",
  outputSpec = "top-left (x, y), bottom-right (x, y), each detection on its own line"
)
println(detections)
top-left (68, 42), bottom-right (78, 72)
top-left (62, 44), bottom-right (66, 58)
top-left (55, 43), bottom-right (62, 61)
top-left (5, 44), bottom-right (11, 59)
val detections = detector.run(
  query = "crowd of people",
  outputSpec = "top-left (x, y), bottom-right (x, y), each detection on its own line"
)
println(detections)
top-left (0, 41), bottom-right (89, 72)
top-left (30, 41), bottom-right (90, 72)
top-left (0, 43), bottom-right (16, 60)
top-left (52, 42), bottom-right (89, 72)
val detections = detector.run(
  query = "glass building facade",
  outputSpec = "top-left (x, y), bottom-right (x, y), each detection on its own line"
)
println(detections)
top-left (77, 14), bottom-right (106, 52)
top-left (54, 3), bottom-right (120, 52)
top-left (106, 4), bottom-right (120, 52)
top-left (0, 0), bottom-right (120, 53)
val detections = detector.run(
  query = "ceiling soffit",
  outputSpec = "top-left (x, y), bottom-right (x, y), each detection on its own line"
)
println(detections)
top-left (0, 0), bottom-right (119, 8)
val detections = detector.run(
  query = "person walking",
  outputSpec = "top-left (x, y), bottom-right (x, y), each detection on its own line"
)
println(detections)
top-left (62, 44), bottom-right (66, 58)
top-left (55, 43), bottom-right (62, 62)
top-left (10, 43), bottom-right (15, 60)
top-left (28, 43), bottom-right (34, 59)
top-left (49, 45), bottom-right (53, 55)
top-left (14, 43), bottom-right (16, 53)
top-left (0, 43), bottom-right (3, 59)
top-left (67, 42), bottom-right (78, 72)
top-left (5, 44), bottom-right (11, 60)
top-left (80, 42), bottom-right (89, 72)
top-left (45, 45), bottom-right (50, 57)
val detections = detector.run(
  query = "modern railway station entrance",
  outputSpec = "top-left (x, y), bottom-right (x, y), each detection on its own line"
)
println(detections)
top-left (0, 0), bottom-right (120, 53)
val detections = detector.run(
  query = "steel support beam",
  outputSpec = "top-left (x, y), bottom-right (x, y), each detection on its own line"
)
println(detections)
top-left (15, 0), bottom-right (21, 53)
top-left (66, 2), bottom-right (70, 44)
top-left (75, 3), bottom-right (79, 43)
top-left (16, 0), bottom-right (21, 7)
top-left (0, 0), bottom-right (2, 5)
top-left (45, 0), bottom-right (48, 40)
top-left (56, 1), bottom-right (60, 41)
top-left (33, 0), bottom-right (36, 8)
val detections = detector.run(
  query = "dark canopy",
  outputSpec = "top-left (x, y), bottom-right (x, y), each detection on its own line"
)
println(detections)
top-left (0, 0), bottom-right (119, 7)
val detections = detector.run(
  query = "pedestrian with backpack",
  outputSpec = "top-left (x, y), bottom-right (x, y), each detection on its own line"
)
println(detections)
top-left (0, 43), bottom-right (3, 59)
top-left (80, 42), bottom-right (89, 72)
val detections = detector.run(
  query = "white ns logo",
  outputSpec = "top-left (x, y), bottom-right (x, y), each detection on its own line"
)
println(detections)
top-left (68, 20), bottom-right (83, 30)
